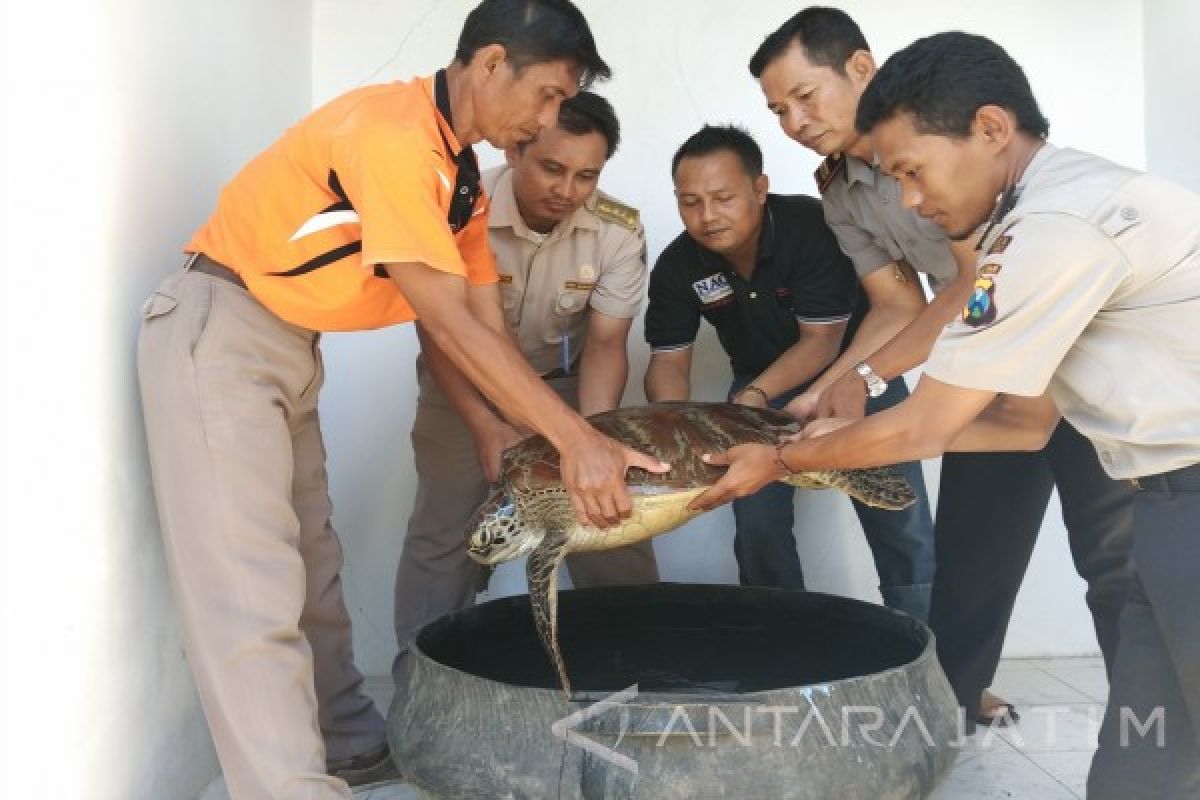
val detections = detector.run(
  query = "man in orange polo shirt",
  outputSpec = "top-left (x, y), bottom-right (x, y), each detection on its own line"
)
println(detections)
top-left (137, 2), bottom-right (666, 798)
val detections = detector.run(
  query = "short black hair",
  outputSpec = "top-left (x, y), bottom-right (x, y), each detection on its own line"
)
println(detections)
top-left (557, 91), bottom-right (620, 159)
top-left (748, 6), bottom-right (870, 78)
top-left (455, 0), bottom-right (611, 89)
top-left (671, 125), bottom-right (763, 179)
top-left (856, 32), bottom-right (1050, 139)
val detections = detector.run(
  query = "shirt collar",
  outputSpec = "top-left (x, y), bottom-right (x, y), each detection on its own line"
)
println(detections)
top-left (422, 74), bottom-right (465, 159)
top-left (1015, 140), bottom-right (1058, 194)
top-left (844, 154), bottom-right (878, 187)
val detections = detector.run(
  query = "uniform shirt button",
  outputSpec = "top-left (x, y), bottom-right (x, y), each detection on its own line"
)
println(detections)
top-left (559, 294), bottom-right (574, 310)
top-left (1101, 451), bottom-right (1113, 465)
top-left (749, 291), bottom-right (758, 299)
top-left (1120, 207), bottom-right (1138, 221)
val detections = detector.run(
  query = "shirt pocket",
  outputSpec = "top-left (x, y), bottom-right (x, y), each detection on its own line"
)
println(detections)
top-left (552, 287), bottom-right (589, 318)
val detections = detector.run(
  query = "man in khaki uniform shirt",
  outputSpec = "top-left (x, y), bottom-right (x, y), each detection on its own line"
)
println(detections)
top-left (699, 33), bottom-right (1200, 799)
top-left (393, 92), bottom-right (658, 693)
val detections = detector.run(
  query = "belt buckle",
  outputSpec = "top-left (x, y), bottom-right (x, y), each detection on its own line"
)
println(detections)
top-left (1129, 477), bottom-right (1143, 491)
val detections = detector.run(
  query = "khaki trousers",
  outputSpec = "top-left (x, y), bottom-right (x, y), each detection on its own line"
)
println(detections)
top-left (391, 363), bottom-right (660, 691)
top-left (138, 266), bottom-right (385, 800)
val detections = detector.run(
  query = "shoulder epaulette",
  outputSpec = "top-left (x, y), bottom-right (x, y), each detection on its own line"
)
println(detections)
top-left (814, 154), bottom-right (846, 194)
top-left (594, 196), bottom-right (640, 232)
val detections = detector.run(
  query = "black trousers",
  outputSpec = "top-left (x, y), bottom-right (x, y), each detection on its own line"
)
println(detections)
top-left (1087, 480), bottom-right (1200, 799)
top-left (930, 419), bottom-right (1136, 718)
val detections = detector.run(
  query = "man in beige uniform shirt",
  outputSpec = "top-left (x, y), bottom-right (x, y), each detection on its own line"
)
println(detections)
top-left (393, 91), bottom-right (658, 693)
top-left (698, 32), bottom-right (1200, 798)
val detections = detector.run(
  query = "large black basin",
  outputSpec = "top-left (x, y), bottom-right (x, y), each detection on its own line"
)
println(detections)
top-left (389, 583), bottom-right (960, 799)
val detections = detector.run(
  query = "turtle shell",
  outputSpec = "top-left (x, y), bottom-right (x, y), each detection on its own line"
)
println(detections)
top-left (501, 402), bottom-right (799, 494)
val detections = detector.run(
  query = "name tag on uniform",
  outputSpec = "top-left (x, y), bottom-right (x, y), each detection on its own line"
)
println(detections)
top-left (564, 280), bottom-right (596, 290)
top-left (497, 274), bottom-right (513, 284)
top-left (692, 273), bottom-right (733, 305)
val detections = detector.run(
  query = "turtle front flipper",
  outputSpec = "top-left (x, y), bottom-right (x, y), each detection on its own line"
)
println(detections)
top-left (527, 526), bottom-right (572, 694)
top-left (786, 466), bottom-right (917, 511)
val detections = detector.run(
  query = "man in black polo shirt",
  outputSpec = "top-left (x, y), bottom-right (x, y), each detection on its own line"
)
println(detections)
top-left (644, 125), bottom-right (935, 619)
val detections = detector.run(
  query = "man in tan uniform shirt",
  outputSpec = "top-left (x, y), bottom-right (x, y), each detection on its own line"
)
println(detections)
top-left (393, 91), bottom-right (658, 693)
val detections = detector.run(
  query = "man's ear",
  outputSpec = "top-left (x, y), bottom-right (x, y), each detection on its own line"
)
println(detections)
top-left (753, 172), bottom-right (770, 202)
top-left (974, 105), bottom-right (1016, 151)
top-left (469, 43), bottom-right (509, 80)
top-left (847, 49), bottom-right (877, 87)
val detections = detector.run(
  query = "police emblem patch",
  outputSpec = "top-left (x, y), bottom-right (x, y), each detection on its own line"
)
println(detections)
top-left (692, 273), bottom-right (733, 305)
top-left (962, 277), bottom-right (997, 327)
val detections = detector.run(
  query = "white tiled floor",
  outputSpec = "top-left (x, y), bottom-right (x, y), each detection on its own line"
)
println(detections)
top-left (198, 656), bottom-right (1104, 799)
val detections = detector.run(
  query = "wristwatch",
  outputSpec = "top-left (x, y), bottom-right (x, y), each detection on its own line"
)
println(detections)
top-left (854, 361), bottom-right (888, 399)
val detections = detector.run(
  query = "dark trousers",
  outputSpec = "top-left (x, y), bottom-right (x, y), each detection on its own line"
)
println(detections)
top-left (1087, 481), bottom-right (1200, 799)
top-left (930, 420), bottom-right (1135, 718)
top-left (730, 377), bottom-right (937, 622)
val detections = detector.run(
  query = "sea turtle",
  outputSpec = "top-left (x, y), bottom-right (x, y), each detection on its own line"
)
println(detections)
top-left (465, 401), bottom-right (915, 694)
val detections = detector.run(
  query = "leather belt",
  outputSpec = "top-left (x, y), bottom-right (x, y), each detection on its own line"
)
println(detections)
top-left (1130, 463), bottom-right (1200, 493)
top-left (188, 252), bottom-right (247, 290)
top-left (541, 367), bottom-right (579, 381)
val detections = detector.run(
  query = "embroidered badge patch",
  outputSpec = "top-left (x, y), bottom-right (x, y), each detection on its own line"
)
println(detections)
top-left (987, 235), bottom-right (1013, 255)
top-left (962, 277), bottom-right (997, 327)
top-left (692, 273), bottom-right (734, 306)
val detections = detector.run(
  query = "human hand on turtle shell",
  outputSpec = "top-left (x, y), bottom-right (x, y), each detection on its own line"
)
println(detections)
top-left (688, 443), bottom-right (781, 512)
top-left (559, 429), bottom-right (671, 529)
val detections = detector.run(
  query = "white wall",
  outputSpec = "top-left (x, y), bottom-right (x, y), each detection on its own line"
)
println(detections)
top-left (1145, 0), bottom-right (1200, 193)
top-left (312, 0), bottom-right (1147, 676)
top-left (0, 2), bottom-right (311, 798)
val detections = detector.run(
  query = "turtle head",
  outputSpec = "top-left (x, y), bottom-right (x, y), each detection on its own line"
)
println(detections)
top-left (466, 488), bottom-right (542, 565)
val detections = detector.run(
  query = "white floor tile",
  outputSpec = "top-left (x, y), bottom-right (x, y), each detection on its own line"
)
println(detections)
top-left (931, 747), bottom-right (1080, 799)
top-left (991, 661), bottom-right (1093, 706)
top-left (1026, 751), bottom-right (1094, 798)
top-left (986, 703), bottom-right (1103, 753)
top-left (1037, 661), bottom-right (1109, 703)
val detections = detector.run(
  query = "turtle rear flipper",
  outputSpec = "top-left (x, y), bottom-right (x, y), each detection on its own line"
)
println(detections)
top-left (787, 466), bottom-right (916, 511)
top-left (527, 527), bottom-right (572, 694)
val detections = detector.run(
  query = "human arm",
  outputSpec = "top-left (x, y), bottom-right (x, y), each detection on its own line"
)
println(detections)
top-left (785, 261), bottom-right (926, 420)
top-left (811, 237), bottom-right (981, 419)
top-left (388, 262), bottom-right (669, 526)
top-left (644, 347), bottom-right (693, 402)
top-left (690, 375), bottom-right (996, 511)
top-left (578, 310), bottom-right (634, 416)
top-left (731, 320), bottom-right (847, 407)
